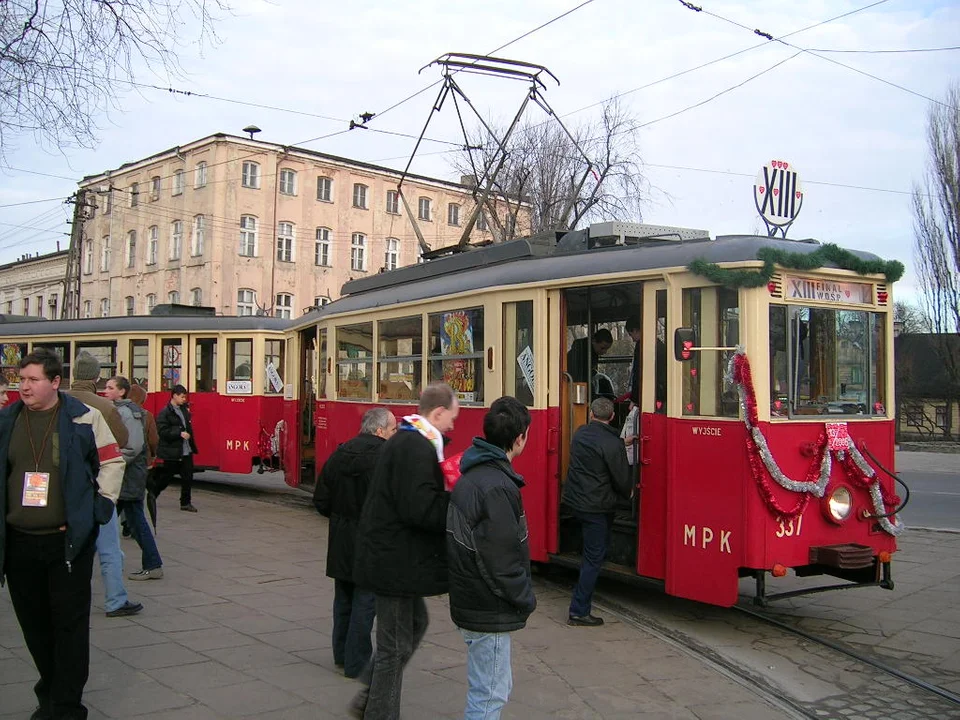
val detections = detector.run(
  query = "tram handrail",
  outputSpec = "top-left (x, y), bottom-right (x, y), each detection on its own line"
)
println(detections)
top-left (860, 443), bottom-right (911, 519)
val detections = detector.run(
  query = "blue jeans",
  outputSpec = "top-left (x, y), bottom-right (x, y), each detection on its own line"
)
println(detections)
top-left (569, 511), bottom-right (612, 617)
top-left (95, 507), bottom-right (128, 613)
top-left (117, 497), bottom-right (162, 571)
top-left (461, 629), bottom-right (512, 720)
top-left (332, 579), bottom-right (376, 678)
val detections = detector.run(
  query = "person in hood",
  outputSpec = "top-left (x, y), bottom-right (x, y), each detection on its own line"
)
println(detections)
top-left (446, 396), bottom-right (535, 720)
top-left (313, 407), bottom-right (396, 678)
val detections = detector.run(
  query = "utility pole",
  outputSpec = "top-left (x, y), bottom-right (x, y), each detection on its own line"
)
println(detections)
top-left (62, 189), bottom-right (90, 319)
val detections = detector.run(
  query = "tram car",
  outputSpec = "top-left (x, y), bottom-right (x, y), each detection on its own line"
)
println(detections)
top-left (282, 222), bottom-right (903, 607)
top-left (0, 305), bottom-right (289, 474)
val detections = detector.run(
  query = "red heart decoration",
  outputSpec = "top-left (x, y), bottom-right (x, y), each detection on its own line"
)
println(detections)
top-left (845, 290), bottom-right (851, 297)
top-left (767, 281), bottom-right (777, 294)
top-left (758, 186), bottom-right (765, 194)
top-left (686, 403), bottom-right (694, 411)
top-left (783, 162), bottom-right (789, 170)
top-left (796, 191), bottom-right (801, 198)
top-left (774, 400), bottom-right (782, 409)
top-left (770, 159), bottom-right (776, 167)
top-left (655, 401), bottom-right (663, 409)
top-left (773, 188), bottom-right (780, 196)
top-left (683, 341), bottom-right (693, 349)
top-left (878, 291), bottom-right (888, 303)
top-left (690, 368), bottom-right (698, 377)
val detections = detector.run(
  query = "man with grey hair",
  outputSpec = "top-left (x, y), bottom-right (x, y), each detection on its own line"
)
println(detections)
top-left (313, 407), bottom-right (397, 679)
top-left (562, 397), bottom-right (632, 627)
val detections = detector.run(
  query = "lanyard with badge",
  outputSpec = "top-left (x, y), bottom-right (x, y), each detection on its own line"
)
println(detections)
top-left (21, 403), bottom-right (58, 508)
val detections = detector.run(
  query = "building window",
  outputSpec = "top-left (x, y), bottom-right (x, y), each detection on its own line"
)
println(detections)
top-left (130, 182), bottom-right (139, 207)
top-left (150, 176), bottom-right (161, 201)
top-left (173, 169), bottom-right (185, 196)
top-left (125, 296), bottom-right (135, 316)
top-left (317, 176), bottom-right (332, 202)
top-left (83, 300), bottom-right (92, 318)
top-left (47, 294), bottom-right (58, 320)
top-left (100, 235), bottom-right (111, 271)
top-left (418, 197), bottom-right (432, 221)
top-left (353, 183), bottom-right (368, 209)
top-left (237, 288), bottom-right (256, 316)
top-left (239, 215), bottom-right (258, 257)
top-left (104, 189), bottom-right (113, 215)
top-left (277, 222), bottom-right (295, 262)
top-left (279, 168), bottom-right (297, 195)
top-left (242, 161), bottom-right (261, 189)
top-left (386, 190), bottom-right (399, 214)
top-left (476, 212), bottom-right (488, 232)
top-left (448, 203), bottom-right (460, 226)
top-left (314, 295), bottom-right (331, 307)
top-left (935, 405), bottom-right (948, 430)
top-left (194, 161), bottom-right (207, 188)
top-left (83, 239), bottom-right (93, 274)
top-left (351, 232), bottom-right (366, 271)
top-left (170, 220), bottom-right (182, 260)
top-left (125, 230), bottom-right (136, 268)
top-left (275, 293), bottom-right (293, 319)
top-left (168, 291), bottom-right (180, 304)
top-left (147, 225), bottom-right (158, 265)
top-left (146, 294), bottom-right (157, 313)
top-left (22, 297), bottom-right (29, 315)
top-left (191, 288), bottom-right (202, 306)
top-left (315, 227), bottom-right (331, 266)
top-left (384, 237), bottom-right (399, 271)
top-left (99, 298), bottom-right (109, 317)
top-left (191, 215), bottom-right (205, 256)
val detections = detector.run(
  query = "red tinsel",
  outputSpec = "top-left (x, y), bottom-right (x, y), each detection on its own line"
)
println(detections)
top-left (745, 432), bottom-right (810, 519)
top-left (837, 451), bottom-right (897, 509)
top-left (732, 353), bottom-right (759, 427)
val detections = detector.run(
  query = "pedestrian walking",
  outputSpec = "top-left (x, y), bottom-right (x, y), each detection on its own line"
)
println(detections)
top-left (447, 396), bottom-right (536, 720)
top-left (66, 351), bottom-right (143, 619)
top-left (563, 397), bottom-right (633, 626)
top-left (128, 383), bottom-right (160, 530)
top-left (349, 382), bottom-right (459, 720)
top-left (313, 407), bottom-right (397, 678)
top-left (155, 384), bottom-right (199, 513)
top-left (104, 376), bottom-right (164, 582)
top-left (0, 348), bottom-right (125, 719)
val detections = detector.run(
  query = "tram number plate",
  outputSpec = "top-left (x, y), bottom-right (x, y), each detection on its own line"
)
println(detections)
top-left (775, 516), bottom-right (803, 538)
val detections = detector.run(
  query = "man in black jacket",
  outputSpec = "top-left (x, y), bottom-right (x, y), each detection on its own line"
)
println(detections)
top-left (313, 407), bottom-right (396, 678)
top-left (350, 382), bottom-right (459, 720)
top-left (447, 396), bottom-right (535, 720)
top-left (154, 384), bottom-right (199, 513)
top-left (562, 397), bottom-right (632, 626)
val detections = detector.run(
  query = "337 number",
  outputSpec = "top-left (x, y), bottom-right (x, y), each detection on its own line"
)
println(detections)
top-left (776, 515), bottom-right (803, 538)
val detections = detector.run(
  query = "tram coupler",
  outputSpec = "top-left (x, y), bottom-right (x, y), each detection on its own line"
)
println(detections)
top-left (879, 559), bottom-right (894, 590)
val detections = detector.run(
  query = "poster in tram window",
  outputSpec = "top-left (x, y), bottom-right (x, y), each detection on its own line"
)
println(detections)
top-left (440, 311), bottom-right (476, 402)
top-left (1, 343), bottom-right (26, 388)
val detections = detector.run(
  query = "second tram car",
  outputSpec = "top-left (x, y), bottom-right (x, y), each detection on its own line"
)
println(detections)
top-left (283, 222), bottom-right (903, 607)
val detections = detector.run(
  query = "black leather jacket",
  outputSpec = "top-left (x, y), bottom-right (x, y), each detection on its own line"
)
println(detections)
top-left (561, 421), bottom-right (632, 513)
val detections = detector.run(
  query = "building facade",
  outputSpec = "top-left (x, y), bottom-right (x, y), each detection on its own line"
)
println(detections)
top-left (75, 133), bottom-right (526, 318)
top-left (0, 250), bottom-right (68, 319)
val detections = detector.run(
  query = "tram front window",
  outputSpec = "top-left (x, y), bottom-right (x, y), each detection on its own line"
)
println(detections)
top-left (770, 305), bottom-right (886, 417)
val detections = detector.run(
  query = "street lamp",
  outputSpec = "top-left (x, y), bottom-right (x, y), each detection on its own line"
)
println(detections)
top-left (242, 125), bottom-right (262, 140)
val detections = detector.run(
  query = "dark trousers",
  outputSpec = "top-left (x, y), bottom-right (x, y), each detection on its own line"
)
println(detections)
top-left (157, 454), bottom-right (195, 506)
top-left (357, 595), bottom-right (429, 720)
top-left (5, 528), bottom-right (96, 720)
top-left (332, 579), bottom-right (376, 678)
top-left (569, 511), bottom-right (613, 617)
top-left (117, 497), bottom-right (162, 571)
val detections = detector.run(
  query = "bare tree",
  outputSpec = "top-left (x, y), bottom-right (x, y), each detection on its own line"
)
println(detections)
top-left (0, 0), bottom-right (227, 156)
top-left (451, 97), bottom-right (649, 241)
top-left (893, 300), bottom-right (931, 335)
top-left (912, 81), bottom-right (960, 401)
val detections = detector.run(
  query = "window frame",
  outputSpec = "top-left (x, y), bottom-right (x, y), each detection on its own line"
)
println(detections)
top-left (317, 176), bottom-right (332, 202)
top-left (239, 215), bottom-right (258, 257)
top-left (384, 237), bottom-right (399, 271)
top-left (418, 196), bottom-right (432, 221)
top-left (170, 220), bottom-right (183, 260)
top-left (350, 232), bottom-right (366, 271)
top-left (241, 161), bottom-right (261, 189)
top-left (125, 230), bottom-right (137, 269)
top-left (352, 183), bottom-right (368, 209)
top-left (385, 190), bottom-right (400, 214)
top-left (237, 288), bottom-right (256, 316)
top-left (172, 169), bottom-right (185, 196)
top-left (275, 293), bottom-right (294, 319)
top-left (315, 227), bottom-right (331, 266)
top-left (191, 214), bottom-right (205, 256)
top-left (447, 203), bottom-right (460, 226)
top-left (279, 168), bottom-right (298, 196)
top-left (147, 225), bottom-right (159, 265)
top-left (277, 221), bottom-right (295, 263)
top-left (194, 161), bottom-right (207, 188)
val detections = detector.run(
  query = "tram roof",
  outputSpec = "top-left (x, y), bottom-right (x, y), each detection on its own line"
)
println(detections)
top-left (0, 314), bottom-right (289, 338)
top-left (291, 232), bottom-right (885, 328)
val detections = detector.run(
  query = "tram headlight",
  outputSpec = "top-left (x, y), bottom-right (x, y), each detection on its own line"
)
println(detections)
top-left (824, 486), bottom-right (853, 523)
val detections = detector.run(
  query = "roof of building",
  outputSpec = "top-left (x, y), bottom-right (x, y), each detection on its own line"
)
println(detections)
top-left (0, 249), bottom-right (68, 273)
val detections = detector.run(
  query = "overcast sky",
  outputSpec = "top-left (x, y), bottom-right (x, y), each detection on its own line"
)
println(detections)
top-left (1, 0), bottom-right (956, 300)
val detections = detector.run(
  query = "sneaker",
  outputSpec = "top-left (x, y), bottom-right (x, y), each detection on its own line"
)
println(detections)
top-left (106, 601), bottom-right (143, 617)
top-left (568, 614), bottom-right (604, 627)
top-left (128, 567), bottom-right (164, 581)
top-left (180, 504), bottom-right (198, 513)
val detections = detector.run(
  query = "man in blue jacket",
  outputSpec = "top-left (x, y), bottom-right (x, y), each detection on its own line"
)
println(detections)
top-left (446, 396), bottom-right (536, 720)
top-left (562, 397), bottom-right (632, 626)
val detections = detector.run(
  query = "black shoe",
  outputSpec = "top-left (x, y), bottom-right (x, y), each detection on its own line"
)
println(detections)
top-left (121, 525), bottom-right (132, 538)
top-left (180, 504), bottom-right (198, 513)
top-left (568, 613), bottom-right (604, 626)
top-left (106, 601), bottom-right (143, 618)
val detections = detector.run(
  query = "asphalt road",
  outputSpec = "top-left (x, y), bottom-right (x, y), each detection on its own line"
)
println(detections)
top-left (898, 469), bottom-right (960, 530)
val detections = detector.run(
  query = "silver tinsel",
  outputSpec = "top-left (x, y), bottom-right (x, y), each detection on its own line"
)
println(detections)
top-left (848, 441), bottom-right (904, 536)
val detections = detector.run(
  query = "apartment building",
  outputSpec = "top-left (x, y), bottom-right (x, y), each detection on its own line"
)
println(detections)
top-left (0, 249), bottom-right (68, 319)
top-left (75, 133), bottom-right (526, 318)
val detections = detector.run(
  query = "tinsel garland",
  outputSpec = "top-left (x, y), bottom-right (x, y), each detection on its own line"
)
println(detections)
top-left (726, 348), bottom-right (903, 535)
top-left (688, 243), bottom-right (905, 289)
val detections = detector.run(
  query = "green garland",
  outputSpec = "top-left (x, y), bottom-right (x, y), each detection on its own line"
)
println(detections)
top-left (688, 243), bottom-right (904, 289)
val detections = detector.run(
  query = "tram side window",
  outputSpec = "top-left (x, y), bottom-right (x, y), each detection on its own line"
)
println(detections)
top-left (318, 329), bottom-right (327, 399)
top-left (228, 339), bottom-right (253, 382)
top-left (1, 343), bottom-right (29, 387)
top-left (76, 342), bottom-right (117, 390)
top-left (503, 301), bottom-right (534, 406)
top-left (681, 288), bottom-right (739, 417)
top-left (32, 342), bottom-right (71, 385)
top-left (428, 307), bottom-right (484, 404)
top-left (265, 339), bottom-right (285, 394)
top-left (337, 322), bottom-right (373, 400)
top-left (195, 338), bottom-right (217, 392)
top-left (130, 340), bottom-right (149, 390)
top-left (378, 316), bottom-right (422, 402)
top-left (771, 305), bottom-right (886, 416)
top-left (161, 339), bottom-right (183, 392)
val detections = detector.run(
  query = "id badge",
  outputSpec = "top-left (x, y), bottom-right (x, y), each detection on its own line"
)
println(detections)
top-left (22, 471), bottom-right (50, 507)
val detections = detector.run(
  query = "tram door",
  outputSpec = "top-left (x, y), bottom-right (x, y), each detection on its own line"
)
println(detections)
top-left (297, 327), bottom-right (318, 487)
top-left (559, 282), bottom-right (643, 570)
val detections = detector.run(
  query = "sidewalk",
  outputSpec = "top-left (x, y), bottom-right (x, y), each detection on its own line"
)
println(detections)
top-left (1, 487), bottom-right (782, 720)
top-left (896, 449), bottom-right (960, 474)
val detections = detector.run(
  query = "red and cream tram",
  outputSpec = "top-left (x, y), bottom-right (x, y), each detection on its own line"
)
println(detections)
top-left (0, 306), bottom-right (289, 474)
top-left (283, 222), bottom-right (903, 606)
